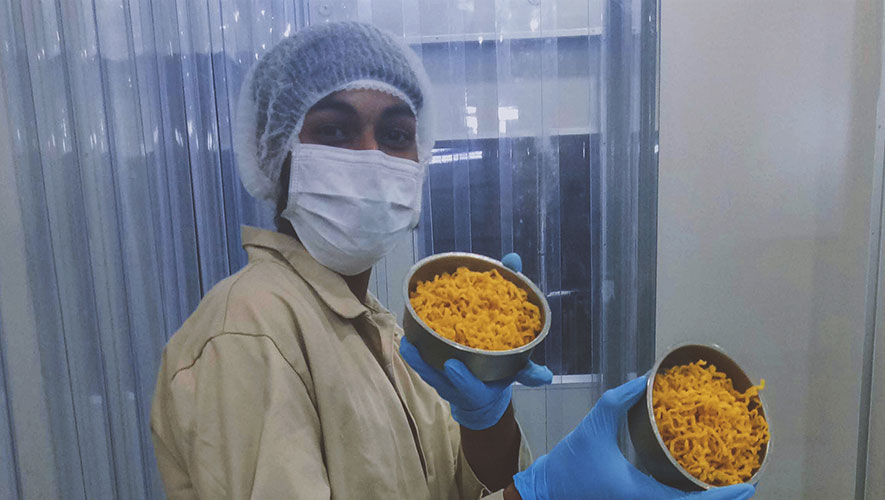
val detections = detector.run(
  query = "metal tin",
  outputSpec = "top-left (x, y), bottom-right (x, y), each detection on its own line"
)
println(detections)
top-left (402, 252), bottom-right (551, 381)
top-left (627, 343), bottom-right (771, 491)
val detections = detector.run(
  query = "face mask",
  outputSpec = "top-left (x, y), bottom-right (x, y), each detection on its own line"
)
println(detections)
top-left (282, 143), bottom-right (426, 276)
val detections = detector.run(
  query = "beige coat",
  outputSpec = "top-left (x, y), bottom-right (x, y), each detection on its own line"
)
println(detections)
top-left (151, 226), bottom-right (529, 499)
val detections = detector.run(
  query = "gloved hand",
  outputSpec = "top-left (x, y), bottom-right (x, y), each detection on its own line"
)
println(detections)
top-left (512, 376), bottom-right (756, 500)
top-left (501, 252), bottom-right (523, 273)
top-left (400, 337), bottom-right (552, 430)
top-left (399, 251), bottom-right (552, 430)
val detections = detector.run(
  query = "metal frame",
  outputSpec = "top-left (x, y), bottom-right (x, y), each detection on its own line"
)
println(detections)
top-left (858, 2), bottom-right (885, 497)
top-left (598, 0), bottom-right (660, 390)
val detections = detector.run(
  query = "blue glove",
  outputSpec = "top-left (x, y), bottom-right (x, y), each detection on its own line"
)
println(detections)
top-left (502, 252), bottom-right (523, 273)
top-left (400, 337), bottom-right (552, 430)
top-left (513, 376), bottom-right (756, 500)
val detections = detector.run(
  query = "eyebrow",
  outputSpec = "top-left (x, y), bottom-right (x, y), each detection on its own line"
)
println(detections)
top-left (381, 103), bottom-right (416, 120)
top-left (307, 98), bottom-right (358, 115)
top-left (307, 97), bottom-right (415, 120)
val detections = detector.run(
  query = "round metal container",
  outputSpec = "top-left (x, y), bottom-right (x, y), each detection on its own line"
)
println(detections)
top-left (402, 252), bottom-right (551, 381)
top-left (627, 343), bottom-right (771, 491)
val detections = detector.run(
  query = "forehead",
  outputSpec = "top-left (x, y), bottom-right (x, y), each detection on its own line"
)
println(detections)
top-left (308, 89), bottom-right (415, 118)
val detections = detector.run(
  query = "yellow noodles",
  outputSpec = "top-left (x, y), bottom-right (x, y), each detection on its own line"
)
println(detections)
top-left (409, 267), bottom-right (541, 351)
top-left (653, 360), bottom-right (769, 486)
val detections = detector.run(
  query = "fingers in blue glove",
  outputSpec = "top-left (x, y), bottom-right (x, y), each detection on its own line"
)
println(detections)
top-left (576, 376), bottom-right (648, 449)
top-left (514, 361), bottom-right (553, 387)
top-left (691, 483), bottom-right (755, 500)
top-left (401, 337), bottom-right (551, 430)
top-left (400, 337), bottom-right (452, 391)
top-left (442, 359), bottom-right (512, 429)
top-left (501, 252), bottom-right (523, 273)
top-left (398, 336), bottom-right (425, 370)
top-left (399, 335), bottom-right (417, 359)
top-left (444, 359), bottom-right (506, 393)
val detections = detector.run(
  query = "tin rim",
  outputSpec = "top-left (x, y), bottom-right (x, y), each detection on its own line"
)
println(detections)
top-left (643, 342), bottom-right (771, 490)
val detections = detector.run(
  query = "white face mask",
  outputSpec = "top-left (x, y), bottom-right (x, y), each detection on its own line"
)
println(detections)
top-left (282, 143), bottom-right (426, 276)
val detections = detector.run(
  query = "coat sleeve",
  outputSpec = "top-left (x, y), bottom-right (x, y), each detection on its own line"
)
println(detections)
top-left (153, 333), bottom-right (330, 500)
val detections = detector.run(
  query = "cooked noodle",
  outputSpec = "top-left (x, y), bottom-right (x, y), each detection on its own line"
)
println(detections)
top-left (409, 267), bottom-right (541, 351)
top-left (653, 360), bottom-right (769, 486)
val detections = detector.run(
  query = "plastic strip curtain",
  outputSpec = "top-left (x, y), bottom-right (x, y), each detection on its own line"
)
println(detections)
top-left (0, 0), bottom-right (298, 498)
top-left (598, 0), bottom-right (659, 389)
top-left (0, 0), bottom-right (657, 497)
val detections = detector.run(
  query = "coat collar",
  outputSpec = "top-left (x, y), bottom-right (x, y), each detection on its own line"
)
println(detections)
top-left (241, 226), bottom-right (371, 319)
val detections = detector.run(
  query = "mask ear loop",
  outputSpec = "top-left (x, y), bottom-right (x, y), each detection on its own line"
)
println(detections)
top-left (274, 152), bottom-right (297, 236)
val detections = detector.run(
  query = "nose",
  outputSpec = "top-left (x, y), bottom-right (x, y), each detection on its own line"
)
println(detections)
top-left (354, 128), bottom-right (380, 151)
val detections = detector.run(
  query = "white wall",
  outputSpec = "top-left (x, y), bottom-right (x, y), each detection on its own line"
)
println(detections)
top-left (657, 1), bottom-right (881, 499)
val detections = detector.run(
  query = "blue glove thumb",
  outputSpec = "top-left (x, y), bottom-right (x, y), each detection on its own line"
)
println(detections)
top-left (502, 252), bottom-right (523, 273)
top-left (594, 376), bottom-right (648, 434)
top-left (514, 361), bottom-right (553, 387)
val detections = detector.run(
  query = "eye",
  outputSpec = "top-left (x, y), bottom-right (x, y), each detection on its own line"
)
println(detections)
top-left (378, 127), bottom-right (416, 150)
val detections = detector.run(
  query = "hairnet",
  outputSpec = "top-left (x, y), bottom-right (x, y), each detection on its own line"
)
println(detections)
top-left (234, 21), bottom-right (435, 203)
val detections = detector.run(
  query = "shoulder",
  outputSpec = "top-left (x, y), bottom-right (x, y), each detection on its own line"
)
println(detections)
top-left (157, 259), bottom-right (322, 384)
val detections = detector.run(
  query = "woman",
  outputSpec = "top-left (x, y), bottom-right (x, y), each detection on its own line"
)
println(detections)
top-left (151, 21), bottom-right (755, 500)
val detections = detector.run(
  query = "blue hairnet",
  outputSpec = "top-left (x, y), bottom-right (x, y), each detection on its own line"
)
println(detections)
top-left (234, 21), bottom-right (435, 202)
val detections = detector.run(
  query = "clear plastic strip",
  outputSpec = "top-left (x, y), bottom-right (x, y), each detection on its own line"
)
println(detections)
top-left (0, 298), bottom-right (20, 500)
top-left (18, 0), bottom-right (117, 496)
top-left (0, 0), bottom-right (82, 496)
top-left (175, 0), bottom-right (231, 292)
top-left (146, 0), bottom-right (203, 330)
top-left (65, 0), bottom-right (146, 496)
top-left (538, 0), bottom-right (564, 386)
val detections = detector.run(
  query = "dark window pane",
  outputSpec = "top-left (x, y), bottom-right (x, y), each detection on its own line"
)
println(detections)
top-left (418, 134), bottom-right (600, 375)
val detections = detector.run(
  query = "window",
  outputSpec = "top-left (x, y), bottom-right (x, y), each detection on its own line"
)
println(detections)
top-left (389, 4), bottom-right (658, 378)
top-left (421, 134), bottom-right (600, 375)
